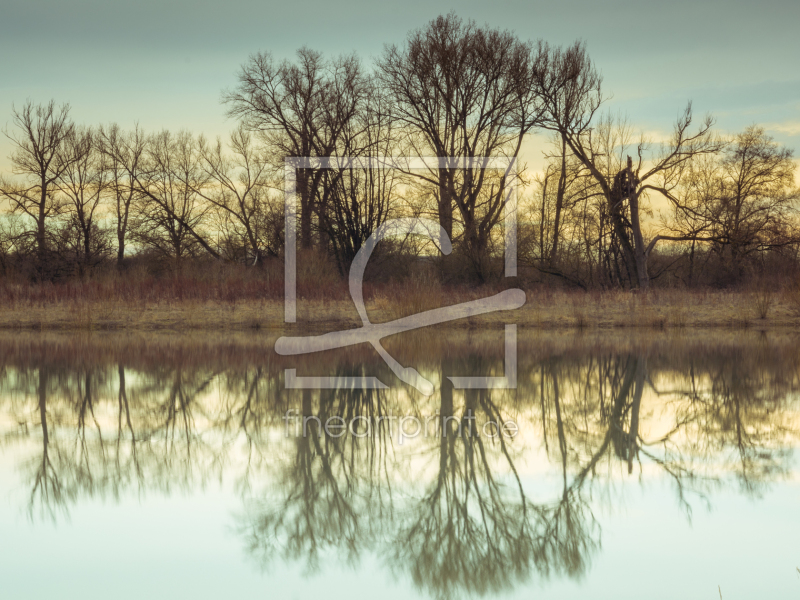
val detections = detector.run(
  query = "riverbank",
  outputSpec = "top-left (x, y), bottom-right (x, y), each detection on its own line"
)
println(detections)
top-left (1, 288), bottom-right (798, 330)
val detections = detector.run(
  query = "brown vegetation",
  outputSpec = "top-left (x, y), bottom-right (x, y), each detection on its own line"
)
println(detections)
top-left (1, 267), bottom-right (800, 330)
top-left (1, 13), bottom-right (798, 315)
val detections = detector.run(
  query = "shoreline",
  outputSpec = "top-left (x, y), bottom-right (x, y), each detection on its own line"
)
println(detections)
top-left (2, 289), bottom-right (799, 331)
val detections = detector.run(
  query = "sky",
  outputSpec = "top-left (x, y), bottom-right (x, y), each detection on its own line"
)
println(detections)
top-left (1, 0), bottom-right (798, 175)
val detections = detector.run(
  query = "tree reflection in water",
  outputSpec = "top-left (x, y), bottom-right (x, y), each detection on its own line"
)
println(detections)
top-left (0, 331), bottom-right (797, 598)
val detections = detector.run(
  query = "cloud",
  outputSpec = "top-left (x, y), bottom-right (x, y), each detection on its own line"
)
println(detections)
top-left (764, 121), bottom-right (800, 137)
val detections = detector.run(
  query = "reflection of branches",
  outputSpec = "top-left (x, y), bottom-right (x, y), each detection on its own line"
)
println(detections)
top-left (5, 362), bottom-right (235, 519)
top-left (1, 334), bottom-right (799, 600)
top-left (642, 352), bottom-right (796, 501)
top-left (116, 364), bottom-right (143, 490)
top-left (73, 369), bottom-right (106, 497)
top-left (239, 364), bottom-right (396, 573)
top-left (537, 489), bottom-right (600, 580)
top-left (27, 368), bottom-right (69, 520)
top-left (394, 422), bottom-right (538, 600)
top-left (536, 362), bottom-right (601, 580)
top-left (536, 346), bottom-right (800, 527)
top-left (389, 358), bottom-right (598, 600)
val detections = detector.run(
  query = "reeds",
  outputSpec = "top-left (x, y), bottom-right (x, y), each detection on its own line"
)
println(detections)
top-left (1, 270), bottom-right (800, 330)
top-left (752, 286), bottom-right (775, 319)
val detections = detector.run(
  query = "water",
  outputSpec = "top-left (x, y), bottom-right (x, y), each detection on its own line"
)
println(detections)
top-left (0, 329), bottom-right (798, 599)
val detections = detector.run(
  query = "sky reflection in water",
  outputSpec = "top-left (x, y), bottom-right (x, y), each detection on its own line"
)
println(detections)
top-left (0, 329), bottom-right (798, 599)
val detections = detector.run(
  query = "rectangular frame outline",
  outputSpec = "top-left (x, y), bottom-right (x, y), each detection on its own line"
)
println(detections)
top-left (284, 156), bottom-right (518, 323)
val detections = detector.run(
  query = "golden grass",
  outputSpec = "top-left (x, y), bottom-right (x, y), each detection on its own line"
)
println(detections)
top-left (2, 287), bottom-right (800, 330)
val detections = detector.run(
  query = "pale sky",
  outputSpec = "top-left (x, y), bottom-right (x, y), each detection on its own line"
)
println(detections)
top-left (1, 0), bottom-right (798, 175)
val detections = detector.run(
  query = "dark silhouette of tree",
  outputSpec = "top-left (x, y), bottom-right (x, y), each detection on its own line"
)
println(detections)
top-left (195, 124), bottom-right (283, 264)
top-left (536, 44), bottom-right (723, 289)
top-left (56, 126), bottom-right (111, 274)
top-left (130, 130), bottom-right (217, 261)
top-left (0, 100), bottom-right (77, 278)
top-left (225, 48), bottom-right (369, 250)
top-left (659, 126), bottom-right (799, 283)
top-left (99, 123), bottom-right (147, 267)
top-left (316, 86), bottom-right (399, 274)
top-left (377, 13), bottom-right (544, 279)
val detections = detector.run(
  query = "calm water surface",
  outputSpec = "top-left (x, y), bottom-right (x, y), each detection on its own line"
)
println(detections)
top-left (0, 329), bottom-right (798, 599)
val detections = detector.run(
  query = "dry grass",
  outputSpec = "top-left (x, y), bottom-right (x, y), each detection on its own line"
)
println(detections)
top-left (2, 275), bottom-right (800, 330)
top-left (371, 271), bottom-right (446, 321)
top-left (513, 288), bottom-right (800, 329)
top-left (752, 286), bottom-right (775, 320)
top-left (783, 280), bottom-right (800, 318)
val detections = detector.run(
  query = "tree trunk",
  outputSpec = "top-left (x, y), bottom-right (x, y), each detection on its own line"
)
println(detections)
top-left (437, 172), bottom-right (453, 245)
top-left (549, 137), bottom-right (568, 265)
top-left (627, 160), bottom-right (649, 290)
top-left (298, 172), bottom-right (313, 250)
top-left (628, 194), bottom-right (649, 290)
top-left (83, 217), bottom-right (92, 274)
top-left (37, 177), bottom-right (48, 277)
top-left (116, 189), bottom-right (132, 267)
top-left (38, 368), bottom-right (49, 449)
top-left (608, 157), bottom-right (648, 290)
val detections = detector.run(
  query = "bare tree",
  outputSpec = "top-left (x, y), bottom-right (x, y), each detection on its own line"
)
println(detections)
top-left (0, 100), bottom-right (76, 277)
top-left (225, 48), bottom-right (368, 250)
top-left (522, 140), bottom-right (601, 288)
top-left (195, 125), bottom-right (283, 264)
top-left (658, 126), bottom-right (799, 282)
top-left (315, 84), bottom-right (400, 274)
top-left (131, 130), bottom-right (215, 261)
top-left (537, 45), bottom-right (723, 288)
top-left (99, 123), bottom-right (147, 266)
top-left (377, 13), bottom-right (544, 279)
top-left (56, 126), bottom-right (111, 274)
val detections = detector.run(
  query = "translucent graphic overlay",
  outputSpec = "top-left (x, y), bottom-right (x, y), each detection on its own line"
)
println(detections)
top-left (277, 157), bottom-right (524, 394)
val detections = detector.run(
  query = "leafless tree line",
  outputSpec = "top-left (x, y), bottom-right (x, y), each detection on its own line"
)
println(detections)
top-left (523, 112), bottom-right (799, 289)
top-left (1, 13), bottom-right (797, 286)
top-left (0, 104), bottom-right (286, 279)
top-left (521, 40), bottom-right (798, 289)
